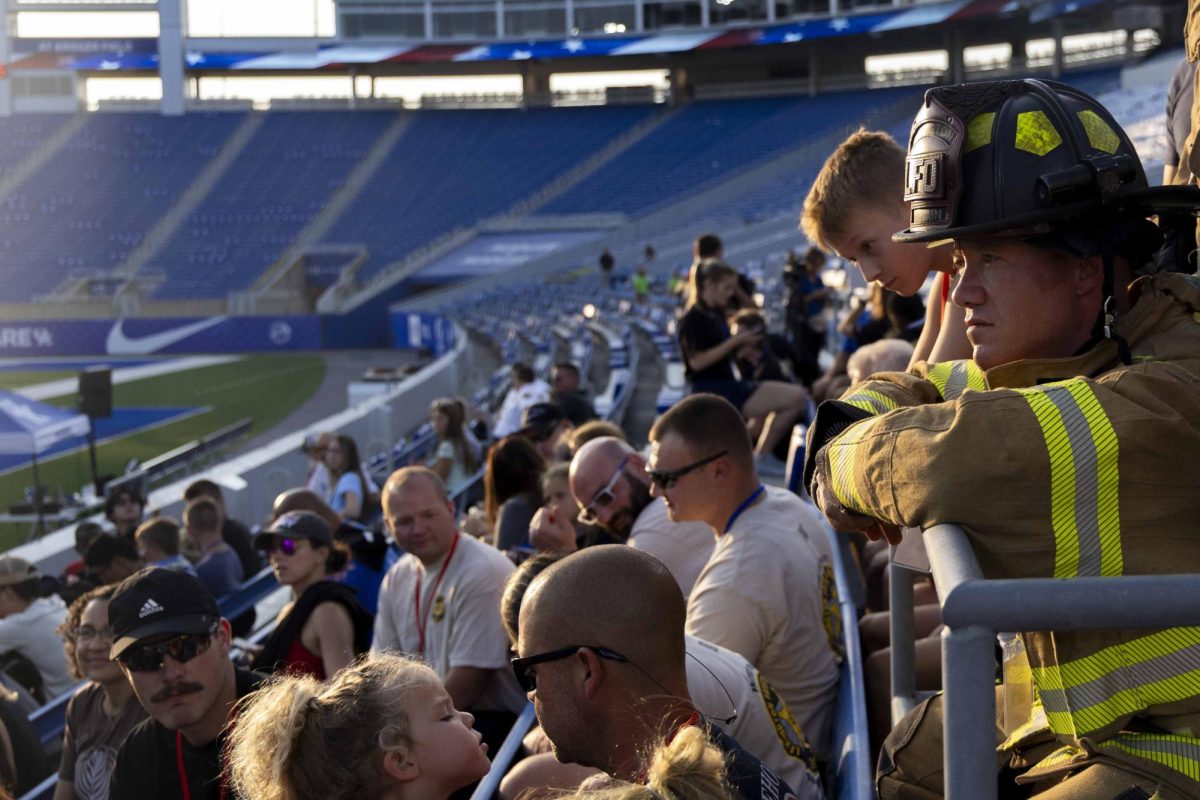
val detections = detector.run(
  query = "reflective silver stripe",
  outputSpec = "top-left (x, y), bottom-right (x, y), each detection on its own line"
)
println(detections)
top-left (942, 361), bottom-right (968, 400)
top-left (1102, 733), bottom-right (1200, 783)
top-left (1041, 386), bottom-right (1103, 577)
top-left (1033, 628), bottom-right (1200, 737)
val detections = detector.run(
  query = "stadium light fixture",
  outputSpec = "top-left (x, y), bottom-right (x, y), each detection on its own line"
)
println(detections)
top-left (582, 303), bottom-right (598, 320)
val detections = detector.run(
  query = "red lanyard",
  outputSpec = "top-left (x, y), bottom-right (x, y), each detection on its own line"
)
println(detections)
top-left (414, 532), bottom-right (460, 655)
top-left (176, 731), bottom-right (227, 800)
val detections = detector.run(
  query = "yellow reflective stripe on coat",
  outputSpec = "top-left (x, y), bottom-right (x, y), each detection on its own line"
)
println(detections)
top-left (1016, 380), bottom-right (1122, 579)
top-left (825, 417), bottom-right (879, 515)
top-left (1100, 732), bottom-right (1200, 783)
top-left (1032, 627), bottom-right (1200, 739)
top-left (840, 390), bottom-right (898, 416)
top-left (927, 360), bottom-right (987, 400)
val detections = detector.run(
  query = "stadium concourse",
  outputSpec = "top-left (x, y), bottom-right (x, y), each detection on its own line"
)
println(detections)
top-left (0, 36), bottom-right (1192, 800)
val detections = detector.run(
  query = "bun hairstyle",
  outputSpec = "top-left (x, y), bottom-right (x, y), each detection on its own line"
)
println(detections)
top-left (568, 726), bottom-right (732, 800)
top-left (228, 654), bottom-right (440, 800)
top-left (686, 259), bottom-right (737, 309)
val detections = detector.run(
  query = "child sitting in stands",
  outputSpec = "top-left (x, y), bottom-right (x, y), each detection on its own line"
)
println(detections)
top-left (228, 653), bottom-right (492, 800)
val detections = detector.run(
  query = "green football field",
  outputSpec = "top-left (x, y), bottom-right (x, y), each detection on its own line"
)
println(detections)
top-left (0, 355), bottom-right (326, 552)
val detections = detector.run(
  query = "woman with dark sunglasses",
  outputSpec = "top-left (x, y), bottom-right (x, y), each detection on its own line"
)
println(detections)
top-left (250, 512), bottom-right (373, 680)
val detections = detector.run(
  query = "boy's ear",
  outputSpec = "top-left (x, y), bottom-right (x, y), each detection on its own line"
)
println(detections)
top-left (382, 748), bottom-right (420, 783)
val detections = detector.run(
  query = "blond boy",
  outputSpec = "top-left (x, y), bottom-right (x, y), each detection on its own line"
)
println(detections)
top-left (801, 129), bottom-right (969, 366)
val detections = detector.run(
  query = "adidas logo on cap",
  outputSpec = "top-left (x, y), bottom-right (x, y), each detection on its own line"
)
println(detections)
top-left (139, 598), bottom-right (164, 619)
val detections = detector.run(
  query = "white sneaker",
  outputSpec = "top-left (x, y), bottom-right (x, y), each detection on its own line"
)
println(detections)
top-left (755, 453), bottom-right (788, 478)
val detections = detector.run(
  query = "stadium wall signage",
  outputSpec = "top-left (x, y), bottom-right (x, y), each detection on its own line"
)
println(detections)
top-left (0, 316), bottom-right (322, 357)
top-left (6, 0), bottom-right (1103, 71)
top-left (388, 311), bottom-right (458, 357)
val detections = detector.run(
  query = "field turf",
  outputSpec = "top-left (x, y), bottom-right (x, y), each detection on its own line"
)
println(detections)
top-left (0, 355), bottom-right (326, 551)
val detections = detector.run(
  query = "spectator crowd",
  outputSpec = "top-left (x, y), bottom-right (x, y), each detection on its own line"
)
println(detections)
top-left (0, 67), bottom-right (1198, 800)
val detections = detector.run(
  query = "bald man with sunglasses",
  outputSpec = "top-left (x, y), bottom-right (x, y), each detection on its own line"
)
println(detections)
top-left (648, 393), bottom-right (840, 764)
top-left (561, 436), bottom-right (714, 597)
top-left (516, 546), bottom-right (824, 800)
top-left (107, 568), bottom-right (264, 800)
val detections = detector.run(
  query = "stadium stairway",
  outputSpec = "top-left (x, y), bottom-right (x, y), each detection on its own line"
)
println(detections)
top-left (113, 113), bottom-right (268, 282)
top-left (252, 113), bottom-right (413, 293)
top-left (0, 115), bottom-right (88, 201)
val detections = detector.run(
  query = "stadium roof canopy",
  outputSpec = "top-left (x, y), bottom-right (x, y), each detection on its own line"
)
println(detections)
top-left (9, 0), bottom-right (1106, 70)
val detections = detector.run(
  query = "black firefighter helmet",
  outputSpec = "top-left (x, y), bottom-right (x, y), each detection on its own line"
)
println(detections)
top-left (892, 78), bottom-right (1200, 263)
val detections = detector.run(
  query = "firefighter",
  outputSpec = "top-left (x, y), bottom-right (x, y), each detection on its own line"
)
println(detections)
top-left (805, 79), bottom-right (1200, 798)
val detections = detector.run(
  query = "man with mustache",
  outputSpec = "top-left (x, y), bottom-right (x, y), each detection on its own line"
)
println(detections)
top-left (107, 568), bottom-right (263, 799)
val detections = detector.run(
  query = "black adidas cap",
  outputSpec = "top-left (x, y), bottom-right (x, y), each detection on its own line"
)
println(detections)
top-left (108, 567), bottom-right (220, 660)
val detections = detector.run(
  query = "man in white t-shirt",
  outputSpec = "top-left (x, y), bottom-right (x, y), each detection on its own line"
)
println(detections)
top-left (564, 437), bottom-right (713, 596)
top-left (373, 467), bottom-right (526, 744)
top-left (648, 393), bottom-right (841, 763)
top-left (0, 556), bottom-right (74, 700)
top-left (494, 363), bottom-right (552, 438)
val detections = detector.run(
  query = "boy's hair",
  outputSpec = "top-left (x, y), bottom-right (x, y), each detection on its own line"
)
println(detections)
top-left (134, 517), bottom-right (183, 557)
top-left (694, 233), bottom-right (723, 259)
top-left (84, 534), bottom-right (139, 569)
top-left (183, 498), bottom-right (221, 534)
top-left (729, 308), bottom-right (766, 332)
top-left (183, 479), bottom-right (223, 503)
top-left (801, 129), bottom-right (907, 251)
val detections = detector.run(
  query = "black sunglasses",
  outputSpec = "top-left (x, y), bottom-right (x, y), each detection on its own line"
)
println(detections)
top-left (260, 536), bottom-right (299, 556)
top-left (118, 626), bottom-right (217, 673)
top-left (511, 645), bottom-right (629, 693)
top-left (645, 450), bottom-right (728, 490)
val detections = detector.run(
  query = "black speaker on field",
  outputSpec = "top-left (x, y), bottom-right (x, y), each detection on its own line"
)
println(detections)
top-left (78, 367), bottom-right (112, 418)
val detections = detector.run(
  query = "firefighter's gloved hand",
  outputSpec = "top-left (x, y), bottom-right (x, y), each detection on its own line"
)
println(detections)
top-left (813, 470), bottom-right (903, 545)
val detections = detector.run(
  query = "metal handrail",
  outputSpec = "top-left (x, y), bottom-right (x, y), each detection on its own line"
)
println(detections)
top-left (890, 524), bottom-right (1200, 800)
top-left (469, 703), bottom-right (537, 800)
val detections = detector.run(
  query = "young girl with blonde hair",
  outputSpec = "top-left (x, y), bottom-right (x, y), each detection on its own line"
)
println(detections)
top-left (228, 653), bottom-right (491, 800)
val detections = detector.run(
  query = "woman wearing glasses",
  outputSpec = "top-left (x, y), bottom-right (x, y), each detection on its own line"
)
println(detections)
top-left (251, 511), bottom-right (373, 680)
top-left (678, 259), bottom-right (808, 476)
top-left (53, 585), bottom-right (147, 800)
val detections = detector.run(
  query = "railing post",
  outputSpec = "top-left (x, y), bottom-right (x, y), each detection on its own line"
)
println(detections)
top-left (889, 558), bottom-right (917, 724)
top-left (941, 624), bottom-right (997, 800)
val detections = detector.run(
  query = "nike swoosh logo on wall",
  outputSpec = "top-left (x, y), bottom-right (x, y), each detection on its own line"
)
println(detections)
top-left (106, 317), bottom-right (228, 355)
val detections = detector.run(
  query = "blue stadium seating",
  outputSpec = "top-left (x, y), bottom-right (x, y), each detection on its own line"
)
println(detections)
top-left (0, 115), bottom-right (71, 183)
top-left (0, 67), bottom-right (1135, 303)
top-left (150, 111), bottom-right (395, 299)
top-left (0, 113), bottom-right (243, 302)
top-left (542, 87), bottom-right (919, 217)
top-left (320, 105), bottom-right (657, 283)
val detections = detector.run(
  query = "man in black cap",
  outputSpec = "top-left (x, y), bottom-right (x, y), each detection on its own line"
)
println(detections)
top-left (107, 568), bottom-right (262, 799)
top-left (519, 402), bottom-right (573, 463)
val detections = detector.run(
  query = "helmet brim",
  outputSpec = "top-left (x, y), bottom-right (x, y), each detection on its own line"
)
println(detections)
top-left (893, 185), bottom-right (1200, 244)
